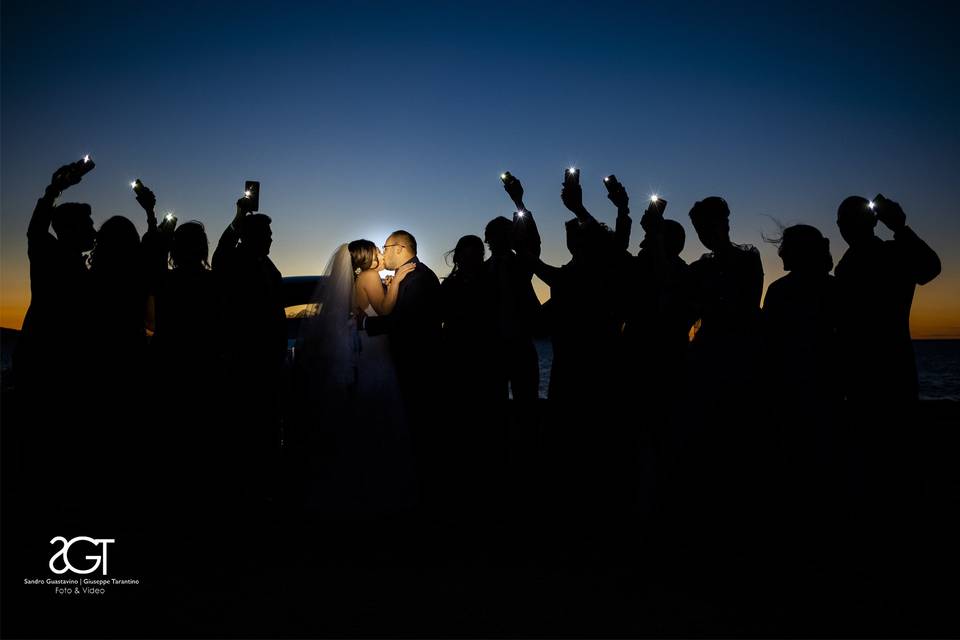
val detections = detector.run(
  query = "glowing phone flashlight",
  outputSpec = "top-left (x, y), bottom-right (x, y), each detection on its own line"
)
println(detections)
top-left (130, 181), bottom-right (138, 189)
top-left (244, 190), bottom-right (252, 198)
top-left (650, 194), bottom-right (660, 203)
top-left (868, 200), bottom-right (876, 210)
top-left (83, 155), bottom-right (91, 163)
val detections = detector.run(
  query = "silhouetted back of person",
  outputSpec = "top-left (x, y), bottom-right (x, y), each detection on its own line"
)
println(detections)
top-left (13, 161), bottom-right (97, 516)
top-left (439, 235), bottom-right (494, 508)
top-left (763, 224), bottom-right (840, 405)
top-left (483, 211), bottom-right (541, 402)
top-left (761, 223), bottom-right (842, 533)
top-left (212, 199), bottom-right (286, 503)
top-left (152, 221), bottom-right (220, 364)
top-left (527, 183), bottom-right (625, 402)
top-left (683, 197), bottom-right (764, 548)
top-left (441, 234), bottom-right (488, 384)
top-left (87, 215), bottom-right (151, 511)
top-left (834, 195), bottom-right (941, 404)
top-left (16, 164), bottom-right (96, 390)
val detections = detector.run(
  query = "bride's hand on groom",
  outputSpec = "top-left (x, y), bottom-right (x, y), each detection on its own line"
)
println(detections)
top-left (392, 263), bottom-right (416, 286)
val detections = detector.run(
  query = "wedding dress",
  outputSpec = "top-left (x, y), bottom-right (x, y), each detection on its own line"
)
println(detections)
top-left (297, 244), bottom-right (417, 515)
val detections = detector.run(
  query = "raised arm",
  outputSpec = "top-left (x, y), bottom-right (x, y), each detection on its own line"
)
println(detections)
top-left (875, 195), bottom-right (942, 286)
top-left (212, 197), bottom-right (252, 271)
top-left (561, 182), bottom-right (599, 228)
top-left (29, 159), bottom-right (94, 240)
top-left (607, 182), bottom-right (632, 253)
top-left (502, 172), bottom-right (542, 259)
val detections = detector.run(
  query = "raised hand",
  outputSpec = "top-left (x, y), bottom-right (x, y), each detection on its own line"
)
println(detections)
top-left (134, 183), bottom-right (157, 215)
top-left (48, 158), bottom-right (95, 194)
top-left (640, 197), bottom-right (666, 235)
top-left (874, 193), bottom-right (907, 232)
top-left (607, 184), bottom-right (629, 211)
top-left (561, 183), bottom-right (584, 214)
top-left (502, 173), bottom-right (525, 209)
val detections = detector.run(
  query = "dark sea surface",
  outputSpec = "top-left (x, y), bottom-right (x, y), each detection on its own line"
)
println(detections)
top-left (534, 339), bottom-right (960, 401)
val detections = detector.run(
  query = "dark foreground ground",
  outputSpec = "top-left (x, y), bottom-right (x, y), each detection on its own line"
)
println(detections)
top-left (2, 395), bottom-right (958, 638)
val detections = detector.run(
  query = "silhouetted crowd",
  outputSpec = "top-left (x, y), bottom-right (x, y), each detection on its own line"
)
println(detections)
top-left (10, 159), bottom-right (943, 573)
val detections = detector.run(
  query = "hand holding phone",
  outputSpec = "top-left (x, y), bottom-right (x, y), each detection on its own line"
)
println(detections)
top-left (604, 175), bottom-right (629, 210)
top-left (131, 179), bottom-right (157, 213)
top-left (501, 171), bottom-right (524, 207)
top-left (49, 156), bottom-right (95, 192)
top-left (244, 180), bottom-right (261, 212)
top-left (640, 196), bottom-right (667, 235)
top-left (873, 193), bottom-right (906, 232)
top-left (159, 212), bottom-right (178, 233)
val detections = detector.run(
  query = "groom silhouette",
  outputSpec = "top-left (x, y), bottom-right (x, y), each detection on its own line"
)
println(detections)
top-left (359, 231), bottom-right (442, 496)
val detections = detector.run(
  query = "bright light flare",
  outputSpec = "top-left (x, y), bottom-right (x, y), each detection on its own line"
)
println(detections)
top-left (868, 200), bottom-right (876, 210)
top-left (567, 167), bottom-right (576, 174)
top-left (83, 155), bottom-right (90, 163)
top-left (650, 194), bottom-right (660, 203)
top-left (244, 190), bottom-right (252, 197)
top-left (516, 210), bottom-right (525, 217)
top-left (130, 181), bottom-right (138, 189)
top-left (501, 173), bottom-right (508, 180)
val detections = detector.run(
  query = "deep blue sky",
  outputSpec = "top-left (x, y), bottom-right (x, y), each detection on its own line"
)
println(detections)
top-left (3, 1), bottom-right (959, 335)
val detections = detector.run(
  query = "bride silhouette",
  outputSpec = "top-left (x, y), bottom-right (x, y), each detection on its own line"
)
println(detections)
top-left (295, 240), bottom-right (417, 515)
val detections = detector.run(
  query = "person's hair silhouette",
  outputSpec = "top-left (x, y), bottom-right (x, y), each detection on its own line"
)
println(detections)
top-left (171, 221), bottom-right (210, 270)
top-left (774, 224), bottom-right (833, 274)
top-left (449, 234), bottom-right (485, 277)
top-left (51, 203), bottom-right (96, 252)
top-left (90, 216), bottom-right (141, 272)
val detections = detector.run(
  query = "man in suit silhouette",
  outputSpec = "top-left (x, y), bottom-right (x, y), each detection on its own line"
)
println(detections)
top-left (358, 230), bottom-right (442, 501)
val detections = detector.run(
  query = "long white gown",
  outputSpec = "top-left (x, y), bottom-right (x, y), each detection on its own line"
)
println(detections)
top-left (300, 256), bottom-right (418, 516)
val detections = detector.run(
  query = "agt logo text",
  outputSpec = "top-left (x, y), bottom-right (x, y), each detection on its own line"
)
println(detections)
top-left (49, 537), bottom-right (115, 575)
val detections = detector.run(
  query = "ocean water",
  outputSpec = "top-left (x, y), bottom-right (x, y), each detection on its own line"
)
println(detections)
top-left (533, 339), bottom-right (960, 401)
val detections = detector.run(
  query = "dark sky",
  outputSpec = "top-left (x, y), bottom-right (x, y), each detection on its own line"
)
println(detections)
top-left (2, 0), bottom-right (958, 335)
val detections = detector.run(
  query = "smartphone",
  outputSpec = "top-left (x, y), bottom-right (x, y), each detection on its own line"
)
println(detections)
top-left (500, 171), bottom-right (514, 185)
top-left (649, 196), bottom-right (668, 216)
top-left (603, 174), bottom-right (622, 194)
top-left (132, 179), bottom-right (147, 196)
top-left (564, 167), bottom-right (580, 187)
top-left (245, 180), bottom-right (261, 212)
top-left (76, 156), bottom-right (95, 178)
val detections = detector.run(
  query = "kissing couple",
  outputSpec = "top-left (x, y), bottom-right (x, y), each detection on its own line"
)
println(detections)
top-left (296, 230), bottom-right (442, 515)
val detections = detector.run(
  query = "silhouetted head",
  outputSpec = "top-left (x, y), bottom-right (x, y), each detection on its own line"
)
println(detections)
top-left (836, 196), bottom-right (877, 247)
top-left (775, 224), bottom-right (833, 274)
top-left (171, 221), bottom-right (209, 270)
top-left (240, 213), bottom-right (273, 257)
top-left (565, 219), bottom-right (583, 257)
top-left (484, 216), bottom-right (513, 255)
top-left (348, 239), bottom-right (382, 273)
top-left (447, 235), bottom-right (484, 277)
top-left (689, 196), bottom-right (731, 252)
top-left (51, 202), bottom-right (96, 253)
top-left (90, 216), bottom-right (139, 273)
top-left (382, 230), bottom-right (416, 270)
top-left (662, 219), bottom-right (686, 257)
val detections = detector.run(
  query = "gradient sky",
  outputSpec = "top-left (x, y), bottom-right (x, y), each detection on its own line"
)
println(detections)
top-left (2, 1), bottom-right (958, 336)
